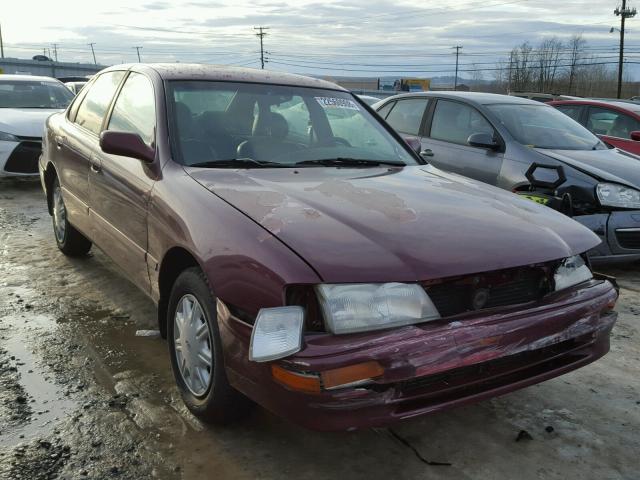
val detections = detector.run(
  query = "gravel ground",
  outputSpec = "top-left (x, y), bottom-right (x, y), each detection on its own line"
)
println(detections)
top-left (0, 178), bottom-right (638, 480)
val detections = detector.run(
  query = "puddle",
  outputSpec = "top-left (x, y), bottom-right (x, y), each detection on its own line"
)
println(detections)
top-left (1, 313), bottom-right (77, 447)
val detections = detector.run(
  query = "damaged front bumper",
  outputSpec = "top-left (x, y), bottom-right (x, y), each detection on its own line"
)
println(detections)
top-left (220, 279), bottom-right (617, 431)
top-left (576, 211), bottom-right (640, 264)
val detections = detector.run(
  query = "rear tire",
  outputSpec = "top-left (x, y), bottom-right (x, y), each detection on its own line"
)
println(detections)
top-left (167, 267), bottom-right (249, 424)
top-left (51, 177), bottom-right (92, 257)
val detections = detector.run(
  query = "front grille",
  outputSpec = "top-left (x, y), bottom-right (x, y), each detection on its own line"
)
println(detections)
top-left (4, 141), bottom-right (42, 174)
top-left (424, 265), bottom-right (551, 318)
top-left (616, 230), bottom-right (640, 250)
top-left (398, 333), bottom-right (593, 397)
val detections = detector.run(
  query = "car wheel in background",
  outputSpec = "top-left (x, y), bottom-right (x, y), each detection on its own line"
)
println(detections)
top-left (168, 267), bottom-right (249, 424)
top-left (51, 177), bottom-right (92, 256)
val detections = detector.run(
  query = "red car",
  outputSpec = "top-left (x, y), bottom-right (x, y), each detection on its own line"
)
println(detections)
top-left (39, 64), bottom-right (617, 431)
top-left (549, 99), bottom-right (640, 155)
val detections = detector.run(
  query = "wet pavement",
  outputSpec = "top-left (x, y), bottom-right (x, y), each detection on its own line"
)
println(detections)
top-left (0, 178), bottom-right (639, 480)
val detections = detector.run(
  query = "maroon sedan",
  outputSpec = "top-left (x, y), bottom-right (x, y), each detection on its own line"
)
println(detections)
top-left (39, 64), bottom-right (617, 431)
top-left (550, 99), bottom-right (640, 155)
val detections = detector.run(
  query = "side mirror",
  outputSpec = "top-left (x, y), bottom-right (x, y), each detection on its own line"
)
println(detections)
top-left (100, 131), bottom-right (155, 163)
top-left (467, 132), bottom-right (499, 150)
top-left (631, 130), bottom-right (640, 141)
top-left (403, 135), bottom-right (422, 154)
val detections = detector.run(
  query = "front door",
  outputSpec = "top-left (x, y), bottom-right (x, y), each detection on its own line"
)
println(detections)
top-left (423, 98), bottom-right (504, 186)
top-left (585, 106), bottom-right (640, 155)
top-left (88, 72), bottom-right (157, 292)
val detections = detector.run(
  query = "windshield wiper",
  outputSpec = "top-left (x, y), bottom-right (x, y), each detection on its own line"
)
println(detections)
top-left (189, 158), bottom-right (286, 168)
top-left (294, 158), bottom-right (406, 167)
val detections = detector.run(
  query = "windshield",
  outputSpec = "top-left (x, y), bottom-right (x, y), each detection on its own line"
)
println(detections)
top-left (0, 80), bottom-right (74, 109)
top-left (487, 103), bottom-right (606, 150)
top-left (168, 81), bottom-right (418, 167)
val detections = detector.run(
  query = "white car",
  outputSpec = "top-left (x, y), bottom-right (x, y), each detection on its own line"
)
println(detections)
top-left (0, 75), bottom-right (74, 176)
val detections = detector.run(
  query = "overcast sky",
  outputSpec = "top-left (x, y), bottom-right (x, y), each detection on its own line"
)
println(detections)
top-left (1, 0), bottom-right (638, 80)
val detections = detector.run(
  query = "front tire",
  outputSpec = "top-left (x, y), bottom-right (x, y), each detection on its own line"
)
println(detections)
top-left (167, 267), bottom-right (248, 424)
top-left (51, 177), bottom-right (92, 257)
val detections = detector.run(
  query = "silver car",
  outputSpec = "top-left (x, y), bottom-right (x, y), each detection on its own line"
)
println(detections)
top-left (375, 91), bottom-right (640, 264)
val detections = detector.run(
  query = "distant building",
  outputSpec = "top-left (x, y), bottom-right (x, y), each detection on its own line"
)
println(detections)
top-left (0, 57), bottom-right (104, 80)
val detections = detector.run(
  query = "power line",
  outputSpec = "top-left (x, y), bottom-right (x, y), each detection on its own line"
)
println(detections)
top-left (254, 26), bottom-right (269, 69)
top-left (267, 58), bottom-right (640, 74)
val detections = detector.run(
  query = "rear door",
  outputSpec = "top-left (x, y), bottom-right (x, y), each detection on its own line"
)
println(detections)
top-left (423, 98), bottom-right (504, 185)
top-left (56, 71), bottom-right (125, 235)
top-left (89, 71), bottom-right (157, 291)
top-left (381, 97), bottom-right (429, 146)
top-left (585, 106), bottom-right (640, 155)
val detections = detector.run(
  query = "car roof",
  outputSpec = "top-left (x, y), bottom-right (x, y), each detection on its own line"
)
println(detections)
top-left (379, 91), bottom-right (539, 106)
top-left (0, 74), bottom-right (63, 83)
top-left (549, 98), bottom-right (640, 115)
top-left (103, 63), bottom-right (346, 91)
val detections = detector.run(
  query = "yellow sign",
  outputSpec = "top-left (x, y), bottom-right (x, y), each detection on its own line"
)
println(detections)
top-left (403, 78), bottom-right (430, 92)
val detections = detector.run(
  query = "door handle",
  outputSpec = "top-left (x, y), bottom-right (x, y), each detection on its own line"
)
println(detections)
top-left (54, 135), bottom-right (65, 148)
top-left (420, 149), bottom-right (434, 157)
top-left (90, 162), bottom-right (102, 173)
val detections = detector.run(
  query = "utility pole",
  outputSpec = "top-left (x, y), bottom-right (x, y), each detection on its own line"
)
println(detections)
top-left (254, 26), bottom-right (269, 69)
top-left (615, 0), bottom-right (637, 98)
top-left (88, 43), bottom-right (97, 65)
top-left (133, 46), bottom-right (142, 62)
top-left (0, 23), bottom-right (4, 59)
top-left (452, 45), bottom-right (462, 90)
top-left (52, 43), bottom-right (58, 62)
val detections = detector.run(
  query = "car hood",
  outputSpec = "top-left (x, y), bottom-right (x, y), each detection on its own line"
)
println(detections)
top-left (535, 147), bottom-right (640, 189)
top-left (188, 165), bottom-right (600, 283)
top-left (0, 108), bottom-right (62, 137)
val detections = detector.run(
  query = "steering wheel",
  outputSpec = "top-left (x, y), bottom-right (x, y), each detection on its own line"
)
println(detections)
top-left (317, 136), bottom-right (352, 147)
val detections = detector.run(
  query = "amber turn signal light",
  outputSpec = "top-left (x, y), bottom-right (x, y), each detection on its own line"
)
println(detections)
top-left (271, 365), bottom-right (321, 394)
top-left (321, 361), bottom-right (384, 390)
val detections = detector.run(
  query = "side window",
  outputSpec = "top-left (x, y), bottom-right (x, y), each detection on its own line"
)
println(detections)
top-left (587, 107), bottom-right (640, 139)
top-left (555, 104), bottom-right (584, 122)
top-left (430, 99), bottom-right (494, 145)
top-left (385, 98), bottom-right (428, 135)
top-left (108, 73), bottom-right (156, 146)
top-left (74, 71), bottom-right (125, 135)
top-left (376, 101), bottom-right (395, 119)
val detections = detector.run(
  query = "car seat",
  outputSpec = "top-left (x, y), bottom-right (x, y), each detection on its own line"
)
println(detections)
top-left (236, 112), bottom-right (302, 161)
top-left (198, 111), bottom-right (237, 160)
top-left (608, 114), bottom-right (637, 139)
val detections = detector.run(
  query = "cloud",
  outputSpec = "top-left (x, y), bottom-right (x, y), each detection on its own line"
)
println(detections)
top-left (2, 0), bottom-right (636, 79)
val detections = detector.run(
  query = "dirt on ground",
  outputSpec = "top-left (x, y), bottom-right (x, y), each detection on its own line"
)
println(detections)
top-left (0, 178), bottom-right (638, 480)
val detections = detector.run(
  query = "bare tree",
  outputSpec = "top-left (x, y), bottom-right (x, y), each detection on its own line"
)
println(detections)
top-left (537, 37), bottom-right (564, 92)
top-left (509, 41), bottom-right (535, 91)
top-left (566, 34), bottom-right (586, 95)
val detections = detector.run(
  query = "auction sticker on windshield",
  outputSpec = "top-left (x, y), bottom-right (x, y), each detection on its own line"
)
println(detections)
top-left (315, 97), bottom-right (360, 110)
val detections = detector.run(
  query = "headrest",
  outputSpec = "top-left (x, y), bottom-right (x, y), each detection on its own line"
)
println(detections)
top-left (253, 112), bottom-right (289, 139)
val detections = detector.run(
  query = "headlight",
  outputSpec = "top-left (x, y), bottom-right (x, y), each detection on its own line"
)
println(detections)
top-left (596, 183), bottom-right (640, 209)
top-left (0, 131), bottom-right (19, 142)
top-left (554, 255), bottom-right (592, 291)
top-left (316, 283), bottom-right (440, 335)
